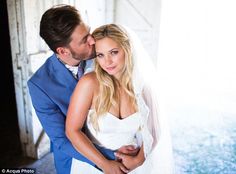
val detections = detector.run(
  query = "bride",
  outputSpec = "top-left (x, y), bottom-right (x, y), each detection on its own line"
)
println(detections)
top-left (66, 24), bottom-right (174, 174)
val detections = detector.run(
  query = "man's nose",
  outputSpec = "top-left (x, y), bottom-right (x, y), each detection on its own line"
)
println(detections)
top-left (87, 35), bottom-right (95, 45)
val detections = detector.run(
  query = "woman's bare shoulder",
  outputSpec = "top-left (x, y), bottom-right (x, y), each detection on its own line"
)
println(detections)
top-left (80, 71), bottom-right (97, 81)
top-left (77, 71), bottom-right (99, 88)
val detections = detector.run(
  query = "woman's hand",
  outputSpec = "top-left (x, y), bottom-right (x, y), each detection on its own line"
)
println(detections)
top-left (114, 149), bottom-right (145, 171)
top-left (101, 160), bottom-right (129, 174)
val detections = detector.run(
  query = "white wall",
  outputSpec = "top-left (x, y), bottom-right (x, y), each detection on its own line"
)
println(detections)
top-left (114, 0), bottom-right (161, 65)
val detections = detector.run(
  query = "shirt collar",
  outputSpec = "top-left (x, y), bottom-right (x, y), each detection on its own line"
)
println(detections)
top-left (56, 56), bottom-right (81, 79)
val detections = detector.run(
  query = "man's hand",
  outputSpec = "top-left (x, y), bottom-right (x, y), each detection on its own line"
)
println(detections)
top-left (114, 152), bottom-right (144, 171)
top-left (101, 160), bottom-right (129, 174)
top-left (116, 145), bottom-right (139, 157)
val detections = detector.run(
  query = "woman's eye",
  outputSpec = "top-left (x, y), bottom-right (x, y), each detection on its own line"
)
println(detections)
top-left (96, 54), bottom-right (103, 58)
top-left (111, 50), bottom-right (118, 55)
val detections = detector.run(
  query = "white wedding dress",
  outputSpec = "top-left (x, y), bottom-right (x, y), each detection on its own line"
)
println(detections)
top-left (71, 109), bottom-right (156, 174)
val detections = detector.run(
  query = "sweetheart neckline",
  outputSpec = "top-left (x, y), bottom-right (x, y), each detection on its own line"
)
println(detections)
top-left (106, 111), bottom-right (139, 121)
top-left (88, 109), bottom-right (139, 121)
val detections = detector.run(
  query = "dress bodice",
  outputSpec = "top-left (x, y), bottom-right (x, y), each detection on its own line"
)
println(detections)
top-left (85, 110), bottom-right (142, 150)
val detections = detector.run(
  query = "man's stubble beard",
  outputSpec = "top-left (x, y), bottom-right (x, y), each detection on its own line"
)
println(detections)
top-left (70, 46), bottom-right (96, 61)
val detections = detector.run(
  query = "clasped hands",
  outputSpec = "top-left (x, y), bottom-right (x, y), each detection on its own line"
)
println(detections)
top-left (101, 145), bottom-right (143, 174)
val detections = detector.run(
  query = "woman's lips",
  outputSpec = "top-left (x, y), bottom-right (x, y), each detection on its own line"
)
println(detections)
top-left (106, 66), bottom-right (115, 71)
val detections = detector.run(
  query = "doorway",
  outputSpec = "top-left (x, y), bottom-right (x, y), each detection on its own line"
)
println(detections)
top-left (0, 0), bottom-right (23, 167)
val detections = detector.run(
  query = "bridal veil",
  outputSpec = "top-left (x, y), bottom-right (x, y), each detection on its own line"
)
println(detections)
top-left (120, 25), bottom-right (175, 174)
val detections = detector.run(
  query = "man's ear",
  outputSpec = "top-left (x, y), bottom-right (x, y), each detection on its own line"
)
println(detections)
top-left (56, 47), bottom-right (69, 56)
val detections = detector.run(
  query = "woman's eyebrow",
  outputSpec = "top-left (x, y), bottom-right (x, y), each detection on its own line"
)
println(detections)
top-left (108, 48), bottom-right (119, 52)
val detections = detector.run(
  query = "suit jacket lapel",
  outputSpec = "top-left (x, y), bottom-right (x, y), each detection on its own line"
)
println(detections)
top-left (51, 54), bottom-right (78, 89)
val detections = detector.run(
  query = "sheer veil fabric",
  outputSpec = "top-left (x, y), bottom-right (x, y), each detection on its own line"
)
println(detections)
top-left (121, 25), bottom-right (174, 173)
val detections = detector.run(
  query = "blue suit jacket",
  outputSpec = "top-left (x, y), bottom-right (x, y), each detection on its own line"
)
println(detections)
top-left (27, 54), bottom-right (115, 174)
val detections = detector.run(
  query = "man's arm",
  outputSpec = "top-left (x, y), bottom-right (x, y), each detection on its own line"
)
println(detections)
top-left (27, 80), bottom-right (115, 164)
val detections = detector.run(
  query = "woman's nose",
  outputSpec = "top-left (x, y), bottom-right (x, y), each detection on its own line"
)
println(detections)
top-left (104, 55), bottom-right (112, 65)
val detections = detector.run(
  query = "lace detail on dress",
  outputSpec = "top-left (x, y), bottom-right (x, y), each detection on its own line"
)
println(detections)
top-left (136, 93), bottom-right (154, 158)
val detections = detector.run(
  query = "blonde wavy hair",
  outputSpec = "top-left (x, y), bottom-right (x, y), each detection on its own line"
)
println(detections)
top-left (91, 24), bottom-right (138, 130)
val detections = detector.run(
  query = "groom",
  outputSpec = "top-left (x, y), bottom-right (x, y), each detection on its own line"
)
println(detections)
top-left (28, 4), bottom-right (137, 174)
